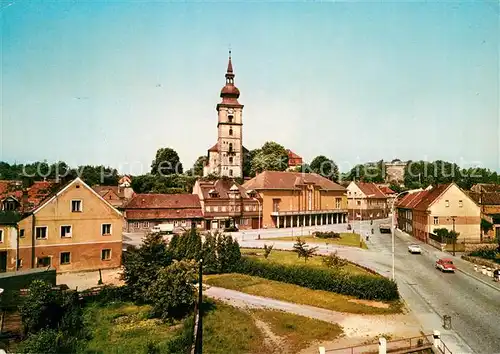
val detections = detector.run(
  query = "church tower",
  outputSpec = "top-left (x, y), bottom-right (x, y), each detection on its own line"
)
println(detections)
top-left (204, 52), bottom-right (244, 178)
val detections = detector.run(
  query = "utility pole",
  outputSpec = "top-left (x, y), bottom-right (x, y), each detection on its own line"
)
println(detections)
top-left (451, 216), bottom-right (456, 256)
top-left (195, 258), bottom-right (203, 354)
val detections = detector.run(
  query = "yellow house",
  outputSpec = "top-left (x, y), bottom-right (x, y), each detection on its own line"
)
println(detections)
top-left (242, 171), bottom-right (348, 228)
top-left (1, 177), bottom-right (123, 273)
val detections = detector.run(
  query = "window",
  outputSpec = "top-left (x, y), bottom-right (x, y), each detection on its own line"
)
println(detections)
top-left (35, 226), bottom-right (48, 240)
top-left (229, 169), bottom-right (233, 176)
top-left (3, 200), bottom-right (16, 211)
top-left (37, 256), bottom-right (51, 267)
top-left (102, 224), bottom-right (112, 235)
top-left (206, 206), bottom-right (211, 212)
top-left (133, 222), bottom-right (139, 228)
top-left (229, 157), bottom-right (233, 164)
top-left (0, 230), bottom-right (3, 243)
top-left (60, 225), bottom-right (72, 238)
top-left (229, 127), bottom-right (233, 136)
top-left (228, 115), bottom-right (233, 123)
top-left (228, 143), bottom-right (233, 153)
top-left (221, 206), bottom-right (227, 212)
top-left (101, 249), bottom-right (111, 261)
top-left (445, 200), bottom-right (449, 208)
top-left (459, 200), bottom-right (463, 208)
top-left (245, 205), bottom-right (250, 211)
top-left (433, 217), bottom-right (439, 225)
top-left (19, 229), bottom-right (25, 238)
top-left (335, 198), bottom-right (341, 209)
top-left (71, 200), bottom-right (82, 212)
top-left (356, 200), bottom-right (361, 206)
top-left (214, 206), bottom-right (219, 212)
top-left (17, 259), bottom-right (22, 268)
top-left (143, 221), bottom-right (149, 228)
top-left (60, 252), bottom-right (71, 265)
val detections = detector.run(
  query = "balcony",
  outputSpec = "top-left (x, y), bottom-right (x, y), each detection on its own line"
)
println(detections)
top-left (271, 209), bottom-right (348, 216)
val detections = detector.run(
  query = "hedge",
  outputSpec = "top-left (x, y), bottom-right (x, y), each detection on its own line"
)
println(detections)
top-left (468, 247), bottom-right (500, 264)
top-left (237, 257), bottom-right (399, 301)
top-left (313, 231), bottom-right (340, 239)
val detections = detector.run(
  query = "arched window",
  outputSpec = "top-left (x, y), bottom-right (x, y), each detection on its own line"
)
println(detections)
top-left (228, 143), bottom-right (233, 153)
top-left (229, 157), bottom-right (233, 164)
top-left (229, 127), bottom-right (233, 136)
top-left (229, 169), bottom-right (233, 176)
top-left (228, 115), bottom-right (233, 123)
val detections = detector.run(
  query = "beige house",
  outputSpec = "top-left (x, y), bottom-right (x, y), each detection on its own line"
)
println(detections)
top-left (1, 177), bottom-right (123, 273)
top-left (242, 171), bottom-right (348, 228)
top-left (398, 183), bottom-right (480, 243)
top-left (346, 182), bottom-right (388, 220)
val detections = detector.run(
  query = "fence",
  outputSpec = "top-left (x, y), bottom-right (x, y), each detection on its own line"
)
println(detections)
top-left (324, 334), bottom-right (434, 354)
top-left (435, 339), bottom-right (452, 354)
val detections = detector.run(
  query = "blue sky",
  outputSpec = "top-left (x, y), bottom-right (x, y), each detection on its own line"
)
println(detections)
top-left (1, 1), bottom-right (499, 174)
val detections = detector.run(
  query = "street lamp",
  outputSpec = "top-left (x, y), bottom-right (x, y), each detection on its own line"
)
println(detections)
top-left (448, 216), bottom-right (457, 256)
top-left (391, 191), bottom-right (410, 281)
top-left (252, 197), bottom-right (261, 230)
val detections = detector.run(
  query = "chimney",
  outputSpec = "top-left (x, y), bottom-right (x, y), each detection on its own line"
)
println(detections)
top-left (22, 189), bottom-right (29, 213)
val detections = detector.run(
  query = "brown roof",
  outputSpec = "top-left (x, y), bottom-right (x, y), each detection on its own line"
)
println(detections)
top-left (355, 182), bottom-right (386, 199)
top-left (92, 185), bottom-right (133, 200)
top-left (197, 179), bottom-right (255, 200)
top-left (414, 184), bottom-right (451, 211)
top-left (468, 191), bottom-right (500, 205)
top-left (126, 209), bottom-right (203, 220)
top-left (471, 183), bottom-right (500, 193)
top-left (208, 143), bottom-right (218, 152)
top-left (396, 190), bottom-right (429, 209)
top-left (243, 171), bottom-right (345, 191)
top-left (377, 185), bottom-right (396, 195)
top-left (125, 194), bottom-right (201, 209)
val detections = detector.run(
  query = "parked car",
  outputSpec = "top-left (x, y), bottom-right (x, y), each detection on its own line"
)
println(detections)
top-left (435, 258), bottom-right (457, 273)
top-left (379, 224), bottom-right (391, 233)
top-left (408, 244), bottom-right (421, 254)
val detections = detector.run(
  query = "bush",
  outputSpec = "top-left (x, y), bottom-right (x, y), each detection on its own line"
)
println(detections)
top-left (322, 251), bottom-right (348, 269)
top-left (313, 231), bottom-right (341, 239)
top-left (17, 329), bottom-right (68, 354)
top-left (469, 247), bottom-right (500, 264)
top-left (147, 260), bottom-right (197, 321)
top-left (237, 257), bottom-right (399, 301)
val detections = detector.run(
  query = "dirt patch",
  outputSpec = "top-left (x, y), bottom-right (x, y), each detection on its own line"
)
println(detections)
top-left (347, 299), bottom-right (390, 309)
top-left (253, 317), bottom-right (285, 353)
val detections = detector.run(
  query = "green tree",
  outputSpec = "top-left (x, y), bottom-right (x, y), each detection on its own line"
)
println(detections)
top-left (344, 161), bottom-right (384, 183)
top-left (151, 147), bottom-right (183, 175)
top-left (243, 149), bottom-right (259, 177)
top-left (192, 156), bottom-right (208, 177)
top-left (293, 237), bottom-right (318, 262)
top-left (263, 244), bottom-right (274, 259)
top-left (122, 233), bottom-right (172, 301)
top-left (250, 142), bottom-right (288, 174)
top-left (147, 260), bottom-right (197, 321)
top-left (201, 233), bottom-right (218, 274)
top-left (309, 155), bottom-right (339, 181)
top-left (20, 280), bottom-right (61, 335)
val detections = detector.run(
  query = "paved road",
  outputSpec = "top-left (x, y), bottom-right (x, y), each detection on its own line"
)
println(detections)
top-left (240, 220), bottom-right (500, 354)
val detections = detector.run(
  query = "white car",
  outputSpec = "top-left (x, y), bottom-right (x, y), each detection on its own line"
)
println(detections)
top-left (408, 244), bottom-right (421, 254)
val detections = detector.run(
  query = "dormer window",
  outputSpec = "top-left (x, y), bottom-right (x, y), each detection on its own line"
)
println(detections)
top-left (3, 199), bottom-right (17, 211)
top-left (208, 189), bottom-right (219, 198)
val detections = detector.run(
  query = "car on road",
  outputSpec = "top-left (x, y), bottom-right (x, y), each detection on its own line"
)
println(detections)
top-left (379, 224), bottom-right (391, 233)
top-left (408, 244), bottom-right (421, 254)
top-left (435, 258), bottom-right (457, 273)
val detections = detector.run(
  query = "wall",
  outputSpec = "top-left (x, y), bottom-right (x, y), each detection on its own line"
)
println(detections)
top-left (13, 180), bottom-right (123, 272)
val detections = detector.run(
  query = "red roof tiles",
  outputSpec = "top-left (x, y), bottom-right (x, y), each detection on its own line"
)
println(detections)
top-left (0, 180), bottom-right (57, 212)
top-left (124, 193), bottom-right (202, 221)
top-left (355, 182), bottom-right (386, 199)
top-left (377, 185), bottom-right (396, 195)
top-left (197, 179), bottom-right (255, 200)
top-left (243, 171), bottom-right (345, 191)
top-left (413, 184), bottom-right (450, 211)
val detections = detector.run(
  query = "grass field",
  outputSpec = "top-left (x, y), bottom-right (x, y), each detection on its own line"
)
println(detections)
top-left (205, 273), bottom-right (402, 315)
top-left (203, 300), bottom-right (342, 354)
top-left (241, 248), bottom-right (372, 276)
top-left (261, 233), bottom-right (368, 249)
top-left (82, 302), bottom-right (180, 353)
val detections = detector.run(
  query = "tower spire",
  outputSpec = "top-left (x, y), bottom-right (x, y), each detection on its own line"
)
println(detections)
top-left (226, 49), bottom-right (234, 77)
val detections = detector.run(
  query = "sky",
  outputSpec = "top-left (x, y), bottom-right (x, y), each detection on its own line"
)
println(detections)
top-left (1, 0), bottom-right (499, 174)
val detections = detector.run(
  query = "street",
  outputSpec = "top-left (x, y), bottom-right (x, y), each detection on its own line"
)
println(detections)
top-left (238, 219), bottom-right (500, 354)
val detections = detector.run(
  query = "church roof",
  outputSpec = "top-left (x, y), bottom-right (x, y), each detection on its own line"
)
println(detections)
top-left (243, 171), bottom-right (345, 191)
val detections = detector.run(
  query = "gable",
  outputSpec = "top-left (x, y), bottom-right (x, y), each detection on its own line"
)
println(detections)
top-left (347, 182), bottom-right (364, 197)
top-left (34, 178), bottom-right (122, 219)
top-left (429, 184), bottom-right (480, 216)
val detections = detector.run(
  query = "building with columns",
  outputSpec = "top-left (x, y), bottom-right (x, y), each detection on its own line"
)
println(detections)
top-left (242, 171), bottom-right (348, 229)
top-left (203, 52), bottom-right (246, 178)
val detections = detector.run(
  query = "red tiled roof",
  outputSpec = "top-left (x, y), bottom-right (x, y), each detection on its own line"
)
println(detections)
top-left (355, 182), bottom-right (386, 199)
top-left (468, 191), bottom-right (500, 205)
top-left (243, 171), bottom-right (345, 191)
top-left (197, 179), bottom-right (255, 200)
top-left (0, 180), bottom-right (58, 212)
top-left (414, 184), bottom-right (451, 211)
top-left (92, 185), bottom-right (134, 200)
top-left (208, 143), bottom-right (218, 152)
top-left (126, 208), bottom-right (203, 220)
top-left (377, 185), bottom-right (396, 195)
top-left (124, 194), bottom-right (201, 209)
top-left (395, 190), bottom-right (428, 209)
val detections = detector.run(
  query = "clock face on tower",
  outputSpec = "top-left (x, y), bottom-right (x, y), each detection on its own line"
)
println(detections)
top-left (228, 108), bottom-right (234, 114)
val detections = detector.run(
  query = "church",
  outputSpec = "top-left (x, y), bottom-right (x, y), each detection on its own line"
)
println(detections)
top-left (203, 52), bottom-right (247, 178)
